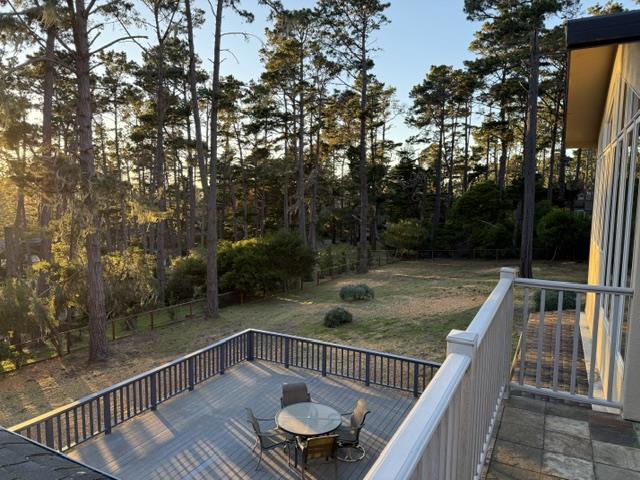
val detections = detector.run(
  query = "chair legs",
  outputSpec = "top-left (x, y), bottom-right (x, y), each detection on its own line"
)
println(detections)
top-left (255, 449), bottom-right (263, 471)
top-left (337, 444), bottom-right (365, 462)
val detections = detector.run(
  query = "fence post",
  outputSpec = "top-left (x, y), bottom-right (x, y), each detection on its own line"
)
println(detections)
top-left (111, 321), bottom-right (116, 340)
top-left (44, 418), bottom-right (55, 448)
top-left (103, 393), bottom-right (112, 434)
top-left (219, 343), bottom-right (226, 374)
top-left (188, 357), bottom-right (195, 391)
top-left (284, 337), bottom-right (290, 368)
top-left (365, 353), bottom-right (370, 386)
top-left (247, 332), bottom-right (254, 361)
top-left (150, 373), bottom-right (157, 411)
top-left (322, 345), bottom-right (327, 376)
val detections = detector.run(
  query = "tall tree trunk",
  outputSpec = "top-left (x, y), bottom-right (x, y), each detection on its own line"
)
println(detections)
top-left (185, 0), bottom-right (208, 198)
top-left (575, 148), bottom-right (582, 184)
top-left (447, 116), bottom-right (457, 211)
top-left (357, 32), bottom-right (369, 274)
top-left (297, 54), bottom-right (306, 245)
top-left (206, 0), bottom-right (223, 320)
top-left (309, 114), bottom-right (321, 252)
top-left (233, 122), bottom-right (249, 238)
top-left (498, 70), bottom-right (508, 192)
top-left (463, 103), bottom-right (471, 192)
top-left (70, 0), bottom-right (109, 361)
top-left (519, 27), bottom-right (540, 279)
top-left (151, 8), bottom-right (172, 304)
top-left (432, 109), bottom-right (445, 244)
top-left (547, 91), bottom-right (561, 201)
top-left (37, 25), bottom-right (56, 295)
top-left (4, 226), bottom-right (18, 279)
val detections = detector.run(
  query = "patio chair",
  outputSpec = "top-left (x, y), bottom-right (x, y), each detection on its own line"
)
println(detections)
top-left (245, 408), bottom-right (291, 470)
top-left (336, 399), bottom-right (370, 462)
top-left (281, 382), bottom-right (311, 407)
top-left (295, 434), bottom-right (339, 479)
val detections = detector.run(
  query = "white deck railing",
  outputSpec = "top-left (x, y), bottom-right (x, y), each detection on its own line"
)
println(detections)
top-left (511, 277), bottom-right (632, 408)
top-left (365, 268), bottom-right (515, 480)
top-left (366, 268), bottom-right (635, 479)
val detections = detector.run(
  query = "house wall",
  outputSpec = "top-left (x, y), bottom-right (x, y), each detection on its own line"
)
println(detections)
top-left (586, 42), bottom-right (640, 403)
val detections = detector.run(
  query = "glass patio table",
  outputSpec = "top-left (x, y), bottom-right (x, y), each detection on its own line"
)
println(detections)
top-left (275, 402), bottom-right (342, 437)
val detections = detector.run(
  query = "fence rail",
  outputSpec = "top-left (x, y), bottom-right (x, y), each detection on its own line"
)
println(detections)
top-left (2, 250), bottom-right (400, 374)
top-left (9, 329), bottom-right (440, 453)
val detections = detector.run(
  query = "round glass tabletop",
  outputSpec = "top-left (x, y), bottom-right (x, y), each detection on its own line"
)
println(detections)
top-left (275, 402), bottom-right (342, 437)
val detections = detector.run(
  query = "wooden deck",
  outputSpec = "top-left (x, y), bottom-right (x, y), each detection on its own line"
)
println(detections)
top-left (67, 360), bottom-right (415, 479)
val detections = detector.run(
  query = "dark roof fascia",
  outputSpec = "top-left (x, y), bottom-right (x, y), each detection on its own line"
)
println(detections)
top-left (566, 9), bottom-right (640, 50)
top-left (0, 427), bottom-right (119, 479)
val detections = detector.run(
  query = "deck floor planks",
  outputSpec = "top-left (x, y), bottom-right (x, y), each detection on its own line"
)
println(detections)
top-left (67, 360), bottom-right (415, 479)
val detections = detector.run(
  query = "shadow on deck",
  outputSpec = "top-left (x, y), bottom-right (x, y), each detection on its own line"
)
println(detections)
top-left (67, 361), bottom-right (415, 479)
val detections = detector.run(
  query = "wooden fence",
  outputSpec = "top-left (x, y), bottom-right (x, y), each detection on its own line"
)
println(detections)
top-left (2, 249), bottom-right (400, 373)
top-left (9, 329), bottom-right (440, 453)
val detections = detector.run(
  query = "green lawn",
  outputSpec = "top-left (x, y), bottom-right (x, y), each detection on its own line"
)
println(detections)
top-left (0, 258), bottom-right (587, 427)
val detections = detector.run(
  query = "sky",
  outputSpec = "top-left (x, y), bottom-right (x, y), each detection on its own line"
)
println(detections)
top-left (114, 0), bottom-right (640, 145)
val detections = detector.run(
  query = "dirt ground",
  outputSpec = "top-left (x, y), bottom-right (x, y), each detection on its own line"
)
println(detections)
top-left (0, 259), bottom-right (587, 427)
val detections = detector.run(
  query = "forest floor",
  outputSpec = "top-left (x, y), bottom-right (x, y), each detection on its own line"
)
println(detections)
top-left (0, 258), bottom-right (587, 427)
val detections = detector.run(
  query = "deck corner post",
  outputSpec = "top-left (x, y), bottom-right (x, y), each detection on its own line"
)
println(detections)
top-left (284, 338), bottom-right (290, 368)
top-left (220, 344), bottom-right (226, 374)
top-left (44, 418), bottom-right (54, 448)
top-left (500, 267), bottom-right (517, 282)
top-left (150, 373), bottom-right (157, 411)
top-left (246, 332), bottom-right (254, 361)
top-left (188, 357), bottom-right (195, 391)
top-left (321, 345), bottom-right (327, 376)
top-left (103, 393), bottom-right (112, 434)
top-left (365, 352), bottom-right (371, 386)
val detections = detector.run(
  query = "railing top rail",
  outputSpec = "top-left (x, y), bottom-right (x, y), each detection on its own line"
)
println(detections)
top-left (10, 328), bottom-right (438, 433)
top-left (514, 277), bottom-right (633, 295)
top-left (466, 276), bottom-right (513, 341)
top-left (9, 329), bottom-right (252, 432)
top-left (364, 353), bottom-right (471, 479)
top-left (249, 329), bottom-right (441, 367)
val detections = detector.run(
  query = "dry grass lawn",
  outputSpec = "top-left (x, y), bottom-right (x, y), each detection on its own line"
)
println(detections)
top-left (0, 259), bottom-right (587, 427)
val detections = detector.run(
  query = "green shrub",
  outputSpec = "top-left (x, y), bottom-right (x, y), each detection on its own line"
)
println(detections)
top-left (324, 307), bottom-right (353, 328)
top-left (382, 219), bottom-right (427, 254)
top-left (536, 208), bottom-right (591, 260)
top-left (0, 341), bottom-right (13, 362)
top-left (339, 284), bottom-right (375, 301)
top-left (532, 290), bottom-right (577, 312)
top-left (166, 251), bottom-right (207, 304)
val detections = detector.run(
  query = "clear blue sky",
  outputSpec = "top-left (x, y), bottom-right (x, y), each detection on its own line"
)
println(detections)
top-left (119, 0), bottom-right (640, 144)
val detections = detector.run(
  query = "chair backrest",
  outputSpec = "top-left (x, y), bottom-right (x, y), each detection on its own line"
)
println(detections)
top-left (350, 399), bottom-right (370, 429)
top-left (281, 382), bottom-right (311, 407)
top-left (245, 408), bottom-right (261, 436)
top-left (304, 434), bottom-right (338, 461)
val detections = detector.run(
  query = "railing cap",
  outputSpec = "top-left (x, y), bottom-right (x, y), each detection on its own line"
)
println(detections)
top-left (500, 267), bottom-right (517, 280)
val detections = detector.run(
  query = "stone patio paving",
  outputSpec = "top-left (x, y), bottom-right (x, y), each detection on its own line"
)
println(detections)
top-left (484, 394), bottom-right (640, 479)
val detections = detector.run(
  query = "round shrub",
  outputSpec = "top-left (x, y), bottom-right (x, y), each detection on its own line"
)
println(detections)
top-left (339, 284), bottom-right (375, 301)
top-left (324, 307), bottom-right (353, 328)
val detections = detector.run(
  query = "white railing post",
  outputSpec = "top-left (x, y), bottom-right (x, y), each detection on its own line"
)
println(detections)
top-left (500, 268), bottom-right (516, 399)
top-left (446, 330), bottom-right (478, 480)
